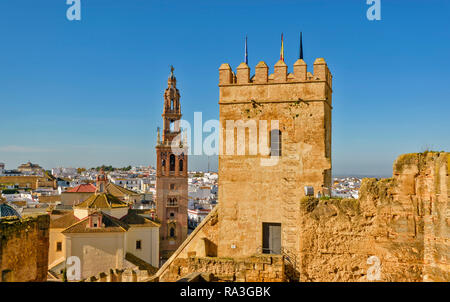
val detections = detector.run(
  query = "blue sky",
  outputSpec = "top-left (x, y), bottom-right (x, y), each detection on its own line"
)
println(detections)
top-left (0, 0), bottom-right (449, 176)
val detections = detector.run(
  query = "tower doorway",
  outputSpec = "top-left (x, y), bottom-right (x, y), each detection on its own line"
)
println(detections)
top-left (262, 222), bottom-right (281, 254)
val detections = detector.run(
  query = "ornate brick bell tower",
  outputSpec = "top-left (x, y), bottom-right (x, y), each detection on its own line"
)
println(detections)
top-left (155, 66), bottom-right (188, 263)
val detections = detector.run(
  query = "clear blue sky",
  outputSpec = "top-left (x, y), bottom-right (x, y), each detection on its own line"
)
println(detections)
top-left (0, 0), bottom-right (449, 176)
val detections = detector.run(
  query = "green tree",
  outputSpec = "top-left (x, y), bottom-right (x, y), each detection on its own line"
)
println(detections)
top-left (62, 267), bottom-right (68, 282)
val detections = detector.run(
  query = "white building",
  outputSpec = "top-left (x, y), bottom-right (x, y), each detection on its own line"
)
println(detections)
top-left (109, 176), bottom-right (143, 192)
top-left (52, 167), bottom-right (78, 178)
top-left (48, 179), bottom-right (160, 280)
top-left (188, 208), bottom-right (211, 227)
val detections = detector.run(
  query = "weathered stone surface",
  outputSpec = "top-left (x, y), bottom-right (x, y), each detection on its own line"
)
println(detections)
top-left (297, 152), bottom-right (449, 281)
top-left (159, 255), bottom-right (284, 282)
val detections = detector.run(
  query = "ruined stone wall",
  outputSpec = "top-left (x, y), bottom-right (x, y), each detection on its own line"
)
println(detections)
top-left (297, 152), bottom-right (449, 281)
top-left (83, 268), bottom-right (154, 282)
top-left (0, 214), bottom-right (50, 282)
top-left (159, 255), bottom-right (284, 282)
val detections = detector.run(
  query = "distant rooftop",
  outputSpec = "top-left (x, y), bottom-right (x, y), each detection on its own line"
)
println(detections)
top-left (0, 203), bottom-right (21, 218)
top-left (66, 183), bottom-right (96, 193)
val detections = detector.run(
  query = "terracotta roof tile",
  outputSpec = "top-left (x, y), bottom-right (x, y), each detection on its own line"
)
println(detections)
top-left (62, 212), bottom-right (129, 234)
top-left (66, 184), bottom-right (96, 193)
top-left (50, 212), bottom-right (80, 228)
top-left (74, 193), bottom-right (129, 209)
top-left (105, 183), bottom-right (139, 197)
top-left (120, 210), bottom-right (160, 227)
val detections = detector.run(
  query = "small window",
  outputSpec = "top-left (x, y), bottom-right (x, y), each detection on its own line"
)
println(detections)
top-left (169, 154), bottom-right (176, 171)
top-left (170, 212), bottom-right (174, 218)
top-left (170, 228), bottom-right (175, 237)
top-left (179, 159), bottom-right (183, 172)
top-left (270, 130), bottom-right (282, 156)
top-left (168, 198), bottom-right (177, 206)
top-left (170, 184), bottom-right (175, 190)
top-left (56, 242), bottom-right (62, 252)
top-left (162, 159), bottom-right (166, 167)
top-left (136, 240), bottom-right (142, 250)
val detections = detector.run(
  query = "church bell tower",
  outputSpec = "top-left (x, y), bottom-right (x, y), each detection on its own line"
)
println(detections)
top-left (155, 66), bottom-right (188, 263)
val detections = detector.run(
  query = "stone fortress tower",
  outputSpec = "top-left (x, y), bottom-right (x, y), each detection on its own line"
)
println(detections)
top-left (155, 66), bottom-right (189, 263)
top-left (217, 54), bottom-right (333, 258)
top-left (153, 38), bottom-right (448, 283)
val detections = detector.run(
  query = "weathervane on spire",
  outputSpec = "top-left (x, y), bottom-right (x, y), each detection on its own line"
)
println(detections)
top-left (170, 65), bottom-right (175, 78)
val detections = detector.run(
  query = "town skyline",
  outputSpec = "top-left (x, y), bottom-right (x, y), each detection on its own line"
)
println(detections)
top-left (1, 1), bottom-right (449, 176)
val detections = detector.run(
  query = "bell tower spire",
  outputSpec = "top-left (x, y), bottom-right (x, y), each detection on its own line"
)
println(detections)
top-left (162, 66), bottom-right (182, 144)
top-left (155, 66), bottom-right (188, 263)
top-left (96, 168), bottom-right (107, 193)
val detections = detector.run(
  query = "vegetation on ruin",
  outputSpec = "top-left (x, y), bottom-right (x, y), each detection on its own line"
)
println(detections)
top-left (300, 196), bottom-right (319, 212)
top-left (301, 195), bottom-right (361, 217)
top-left (448, 153), bottom-right (450, 175)
top-left (243, 100), bottom-right (264, 118)
top-left (394, 153), bottom-right (418, 173)
top-left (329, 198), bottom-right (360, 214)
top-left (1, 189), bottom-right (19, 194)
top-left (288, 98), bottom-right (303, 119)
top-left (358, 177), bottom-right (395, 203)
top-left (394, 151), bottom-right (447, 174)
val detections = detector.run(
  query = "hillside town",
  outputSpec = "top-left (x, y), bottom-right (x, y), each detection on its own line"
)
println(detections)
top-left (0, 161), bottom-right (218, 228)
top-left (0, 157), bottom-right (369, 282)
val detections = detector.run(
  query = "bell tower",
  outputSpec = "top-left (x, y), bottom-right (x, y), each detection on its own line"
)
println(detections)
top-left (155, 66), bottom-right (188, 263)
top-left (95, 168), bottom-right (107, 193)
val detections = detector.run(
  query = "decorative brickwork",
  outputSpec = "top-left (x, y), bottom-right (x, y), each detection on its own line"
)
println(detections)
top-left (155, 67), bottom-right (188, 261)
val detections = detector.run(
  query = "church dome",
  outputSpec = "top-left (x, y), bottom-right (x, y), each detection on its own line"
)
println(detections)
top-left (0, 203), bottom-right (22, 218)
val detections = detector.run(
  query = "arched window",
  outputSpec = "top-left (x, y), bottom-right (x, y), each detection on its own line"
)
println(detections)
top-left (162, 159), bottom-right (166, 167)
top-left (170, 227), bottom-right (175, 237)
top-left (169, 154), bottom-right (175, 171)
top-left (270, 130), bottom-right (282, 156)
top-left (179, 159), bottom-right (183, 172)
top-left (170, 120), bottom-right (175, 131)
top-left (168, 198), bottom-right (177, 206)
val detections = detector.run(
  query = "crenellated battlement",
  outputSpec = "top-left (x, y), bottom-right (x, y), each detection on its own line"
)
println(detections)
top-left (219, 58), bottom-right (332, 88)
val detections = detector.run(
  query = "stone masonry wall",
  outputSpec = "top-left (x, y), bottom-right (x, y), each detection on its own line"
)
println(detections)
top-left (159, 255), bottom-right (284, 282)
top-left (297, 152), bottom-right (449, 281)
top-left (218, 59), bottom-right (332, 258)
top-left (0, 214), bottom-right (50, 282)
top-left (82, 268), bottom-right (154, 282)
